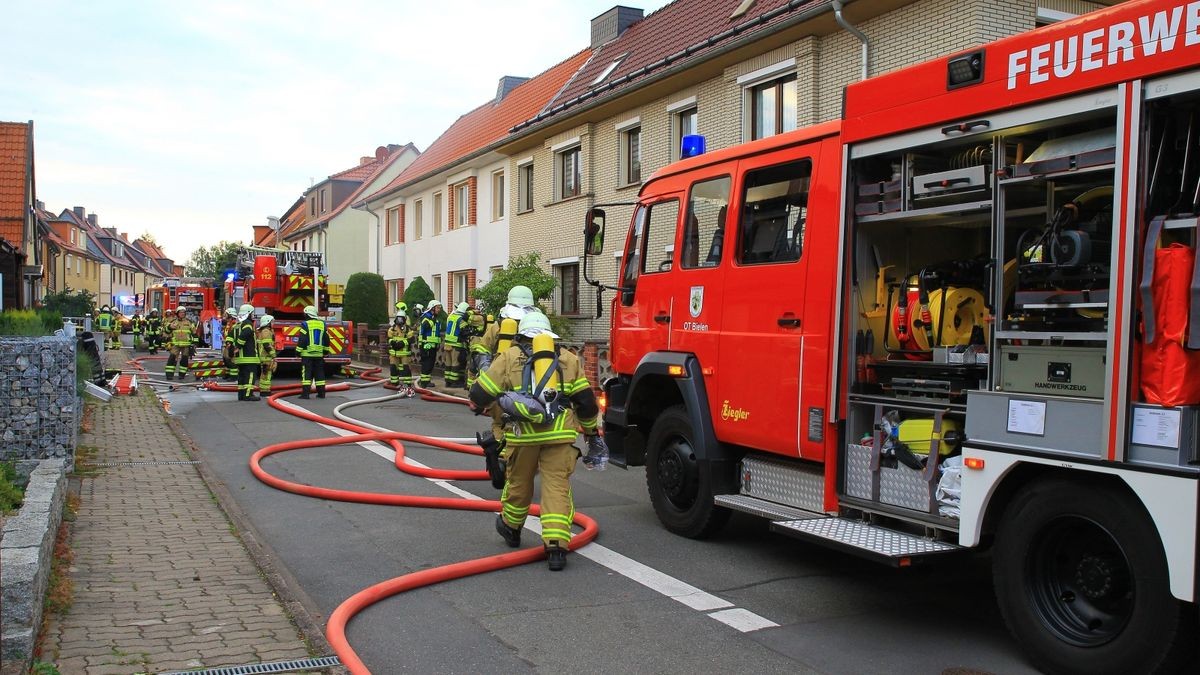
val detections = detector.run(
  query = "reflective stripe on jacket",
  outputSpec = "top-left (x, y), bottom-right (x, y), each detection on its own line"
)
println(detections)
top-left (296, 318), bottom-right (329, 358)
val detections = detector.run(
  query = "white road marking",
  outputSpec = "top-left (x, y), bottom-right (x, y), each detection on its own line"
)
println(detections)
top-left (285, 400), bottom-right (780, 633)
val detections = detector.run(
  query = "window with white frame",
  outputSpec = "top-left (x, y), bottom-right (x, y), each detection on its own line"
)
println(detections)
top-left (387, 279), bottom-right (402, 309)
top-left (555, 262), bottom-right (580, 316)
top-left (414, 199), bottom-right (423, 239)
top-left (556, 145), bottom-right (581, 200)
top-left (431, 274), bottom-right (442, 301)
top-left (454, 183), bottom-right (470, 228)
top-left (619, 125), bottom-right (641, 186)
top-left (518, 161), bottom-right (534, 212)
top-left (748, 74), bottom-right (797, 140)
top-left (672, 106), bottom-right (698, 162)
top-left (433, 192), bottom-right (443, 235)
top-left (320, 188), bottom-right (327, 213)
top-left (492, 171), bottom-right (505, 221)
top-left (386, 206), bottom-right (401, 245)
top-left (452, 272), bottom-right (468, 307)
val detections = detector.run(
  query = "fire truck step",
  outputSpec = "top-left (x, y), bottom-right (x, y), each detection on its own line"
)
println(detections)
top-left (714, 494), bottom-right (826, 522)
top-left (740, 454), bottom-right (825, 513)
top-left (770, 517), bottom-right (961, 566)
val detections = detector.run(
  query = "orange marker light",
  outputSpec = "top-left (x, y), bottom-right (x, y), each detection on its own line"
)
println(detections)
top-left (964, 457), bottom-right (985, 470)
top-left (667, 365), bottom-right (685, 377)
top-left (598, 393), bottom-right (608, 414)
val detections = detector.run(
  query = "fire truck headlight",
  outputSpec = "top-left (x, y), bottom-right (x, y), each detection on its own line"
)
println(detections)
top-left (947, 50), bottom-right (985, 89)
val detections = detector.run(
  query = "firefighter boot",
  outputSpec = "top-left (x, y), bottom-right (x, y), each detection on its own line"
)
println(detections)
top-left (316, 385), bottom-right (326, 399)
top-left (299, 385), bottom-right (311, 400)
top-left (546, 544), bottom-right (567, 572)
top-left (495, 515), bottom-right (521, 548)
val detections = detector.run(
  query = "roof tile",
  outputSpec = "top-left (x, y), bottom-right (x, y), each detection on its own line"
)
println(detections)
top-left (0, 121), bottom-right (31, 246)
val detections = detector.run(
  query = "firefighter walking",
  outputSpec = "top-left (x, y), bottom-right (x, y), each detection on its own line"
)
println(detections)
top-left (297, 305), bottom-right (330, 399)
top-left (231, 304), bottom-right (260, 401)
top-left (145, 309), bottom-right (162, 354)
top-left (96, 306), bottom-right (116, 349)
top-left (443, 302), bottom-right (469, 389)
top-left (469, 311), bottom-right (607, 571)
top-left (257, 315), bottom-right (276, 397)
top-left (417, 300), bottom-right (443, 389)
top-left (387, 305), bottom-right (416, 397)
top-left (164, 308), bottom-right (196, 380)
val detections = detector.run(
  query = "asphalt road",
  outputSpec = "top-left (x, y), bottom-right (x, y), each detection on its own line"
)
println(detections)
top-left (151, 366), bottom-right (1041, 675)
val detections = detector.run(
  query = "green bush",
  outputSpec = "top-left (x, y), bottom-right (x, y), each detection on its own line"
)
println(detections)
top-left (42, 287), bottom-right (95, 318)
top-left (0, 309), bottom-right (61, 336)
top-left (474, 253), bottom-right (557, 316)
top-left (342, 272), bottom-right (388, 328)
top-left (0, 461), bottom-right (23, 514)
top-left (76, 348), bottom-right (95, 396)
top-left (402, 276), bottom-right (435, 316)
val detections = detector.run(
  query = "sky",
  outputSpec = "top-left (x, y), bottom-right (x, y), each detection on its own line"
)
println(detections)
top-left (1, 0), bottom-right (672, 266)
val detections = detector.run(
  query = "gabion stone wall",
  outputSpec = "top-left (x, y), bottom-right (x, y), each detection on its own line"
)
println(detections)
top-left (0, 336), bottom-right (77, 465)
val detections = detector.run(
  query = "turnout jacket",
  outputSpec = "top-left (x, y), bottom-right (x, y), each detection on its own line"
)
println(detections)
top-left (232, 320), bottom-right (258, 364)
top-left (469, 344), bottom-right (600, 447)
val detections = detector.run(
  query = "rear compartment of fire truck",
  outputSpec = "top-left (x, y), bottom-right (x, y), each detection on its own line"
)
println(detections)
top-left (829, 79), bottom-right (1200, 672)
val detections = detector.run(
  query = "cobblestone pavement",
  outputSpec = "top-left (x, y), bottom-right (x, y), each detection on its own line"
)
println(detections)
top-left (39, 347), bottom-right (318, 674)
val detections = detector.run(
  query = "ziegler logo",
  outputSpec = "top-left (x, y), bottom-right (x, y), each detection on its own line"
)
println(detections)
top-left (1006, 2), bottom-right (1200, 91)
top-left (721, 400), bottom-right (750, 422)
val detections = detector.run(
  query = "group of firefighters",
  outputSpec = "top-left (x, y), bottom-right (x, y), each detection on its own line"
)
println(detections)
top-left (96, 287), bottom-right (608, 571)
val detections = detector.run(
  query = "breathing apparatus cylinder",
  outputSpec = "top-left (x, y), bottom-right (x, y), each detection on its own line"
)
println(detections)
top-left (497, 318), bottom-right (518, 354)
top-left (531, 333), bottom-right (560, 394)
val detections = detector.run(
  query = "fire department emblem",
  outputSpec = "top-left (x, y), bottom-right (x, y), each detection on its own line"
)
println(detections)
top-left (689, 286), bottom-right (704, 318)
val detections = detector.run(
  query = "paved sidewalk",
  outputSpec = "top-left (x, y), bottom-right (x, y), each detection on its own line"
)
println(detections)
top-left (39, 347), bottom-right (324, 674)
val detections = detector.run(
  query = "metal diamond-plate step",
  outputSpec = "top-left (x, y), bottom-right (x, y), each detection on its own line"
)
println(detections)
top-left (714, 494), bottom-right (826, 522)
top-left (741, 455), bottom-right (825, 512)
top-left (772, 517), bottom-right (961, 566)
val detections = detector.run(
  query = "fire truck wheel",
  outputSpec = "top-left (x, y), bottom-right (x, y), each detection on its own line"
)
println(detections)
top-left (992, 477), bottom-right (1195, 675)
top-left (645, 406), bottom-right (730, 539)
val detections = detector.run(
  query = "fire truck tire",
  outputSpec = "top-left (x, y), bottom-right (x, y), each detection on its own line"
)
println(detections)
top-left (645, 406), bottom-right (730, 539)
top-left (992, 477), bottom-right (1195, 675)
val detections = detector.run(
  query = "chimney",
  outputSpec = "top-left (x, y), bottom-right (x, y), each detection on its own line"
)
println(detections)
top-left (495, 76), bottom-right (530, 103)
top-left (120, 232), bottom-right (128, 242)
top-left (87, 213), bottom-right (98, 226)
top-left (73, 206), bottom-right (85, 219)
top-left (591, 6), bottom-right (643, 49)
top-left (375, 145), bottom-right (389, 160)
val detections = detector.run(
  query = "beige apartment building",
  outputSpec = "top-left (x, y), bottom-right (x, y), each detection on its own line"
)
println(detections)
top-left (499, 0), bottom-right (1118, 358)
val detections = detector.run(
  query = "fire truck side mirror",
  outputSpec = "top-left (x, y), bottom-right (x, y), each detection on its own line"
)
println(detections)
top-left (585, 209), bottom-right (606, 256)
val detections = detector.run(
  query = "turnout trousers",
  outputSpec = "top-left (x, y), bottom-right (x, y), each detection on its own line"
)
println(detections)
top-left (301, 356), bottom-right (326, 397)
top-left (500, 442), bottom-right (578, 548)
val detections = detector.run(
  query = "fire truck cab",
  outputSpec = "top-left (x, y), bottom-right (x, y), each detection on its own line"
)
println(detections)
top-left (585, 2), bottom-right (1200, 672)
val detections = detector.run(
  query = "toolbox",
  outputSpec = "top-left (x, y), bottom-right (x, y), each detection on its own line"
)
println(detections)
top-left (897, 418), bottom-right (960, 456)
top-left (998, 345), bottom-right (1105, 399)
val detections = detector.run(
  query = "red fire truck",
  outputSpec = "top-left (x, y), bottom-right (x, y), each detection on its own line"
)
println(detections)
top-left (227, 246), bottom-right (353, 367)
top-left (146, 279), bottom-right (219, 326)
top-left (583, 2), bottom-right (1200, 672)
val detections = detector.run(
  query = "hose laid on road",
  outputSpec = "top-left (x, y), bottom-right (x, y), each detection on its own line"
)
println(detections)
top-left (248, 382), bottom-right (599, 674)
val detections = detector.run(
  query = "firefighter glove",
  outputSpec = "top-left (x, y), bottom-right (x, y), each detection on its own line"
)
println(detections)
top-left (477, 431), bottom-right (507, 489)
top-left (583, 434), bottom-right (609, 471)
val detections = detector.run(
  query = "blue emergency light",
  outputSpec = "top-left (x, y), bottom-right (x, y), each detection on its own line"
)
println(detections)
top-left (680, 134), bottom-right (706, 159)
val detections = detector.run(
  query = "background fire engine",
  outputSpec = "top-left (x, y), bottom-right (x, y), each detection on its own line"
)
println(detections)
top-left (226, 246), bottom-right (354, 367)
top-left (584, 2), bottom-right (1200, 673)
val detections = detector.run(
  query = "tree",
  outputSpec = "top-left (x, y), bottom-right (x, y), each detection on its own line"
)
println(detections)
top-left (186, 241), bottom-right (244, 283)
top-left (402, 276), bottom-right (435, 313)
top-left (42, 287), bottom-right (96, 318)
top-left (137, 232), bottom-right (158, 246)
top-left (474, 253), bottom-right (557, 315)
top-left (342, 272), bottom-right (388, 327)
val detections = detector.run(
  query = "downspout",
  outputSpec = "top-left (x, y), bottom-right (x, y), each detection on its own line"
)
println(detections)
top-left (354, 202), bottom-right (382, 275)
top-left (832, 0), bottom-right (870, 80)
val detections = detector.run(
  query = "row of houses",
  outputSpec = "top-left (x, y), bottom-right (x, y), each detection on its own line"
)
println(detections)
top-left (0, 120), bottom-right (182, 313)
top-left (261, 0), bottom-right (1118, 354)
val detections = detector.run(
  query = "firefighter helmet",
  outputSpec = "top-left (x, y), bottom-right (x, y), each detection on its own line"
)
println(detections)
top-left (237, 303), bottom-right (254, 321)
top-left (507, 285), bottom-right (534, 307)
top-left (303, 305), bottom-right (319, 319)
top-left (428, 300), bottom-right (442, 311)
top-left (175, 307), bottom-right (186, 316)
top-left (101, 305), bottom-right (110, 312)
top-left (395, 301), bottom-right (408, 314)
top-left (258, 314), bottom-right (274, 328)
top-left (413, 303), bottom-right (424, 313)
top-left (225, 307), bottom-right (237, 318)
top-left (149, 309), bottom-right (158, 316)
top-left (455, 302), bottom-right (469, 314)
top-left (518, 311), bottom-right (556, 338)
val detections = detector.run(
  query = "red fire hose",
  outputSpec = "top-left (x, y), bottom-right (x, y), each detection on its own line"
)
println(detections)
top-left (244, 383), bottom-right (599, 674)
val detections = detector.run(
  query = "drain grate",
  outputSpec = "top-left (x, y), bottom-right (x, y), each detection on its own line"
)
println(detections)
top-left (159, 655), bottom-right (341, 675)
top-left (86, 460), bottom-right (202, 467)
